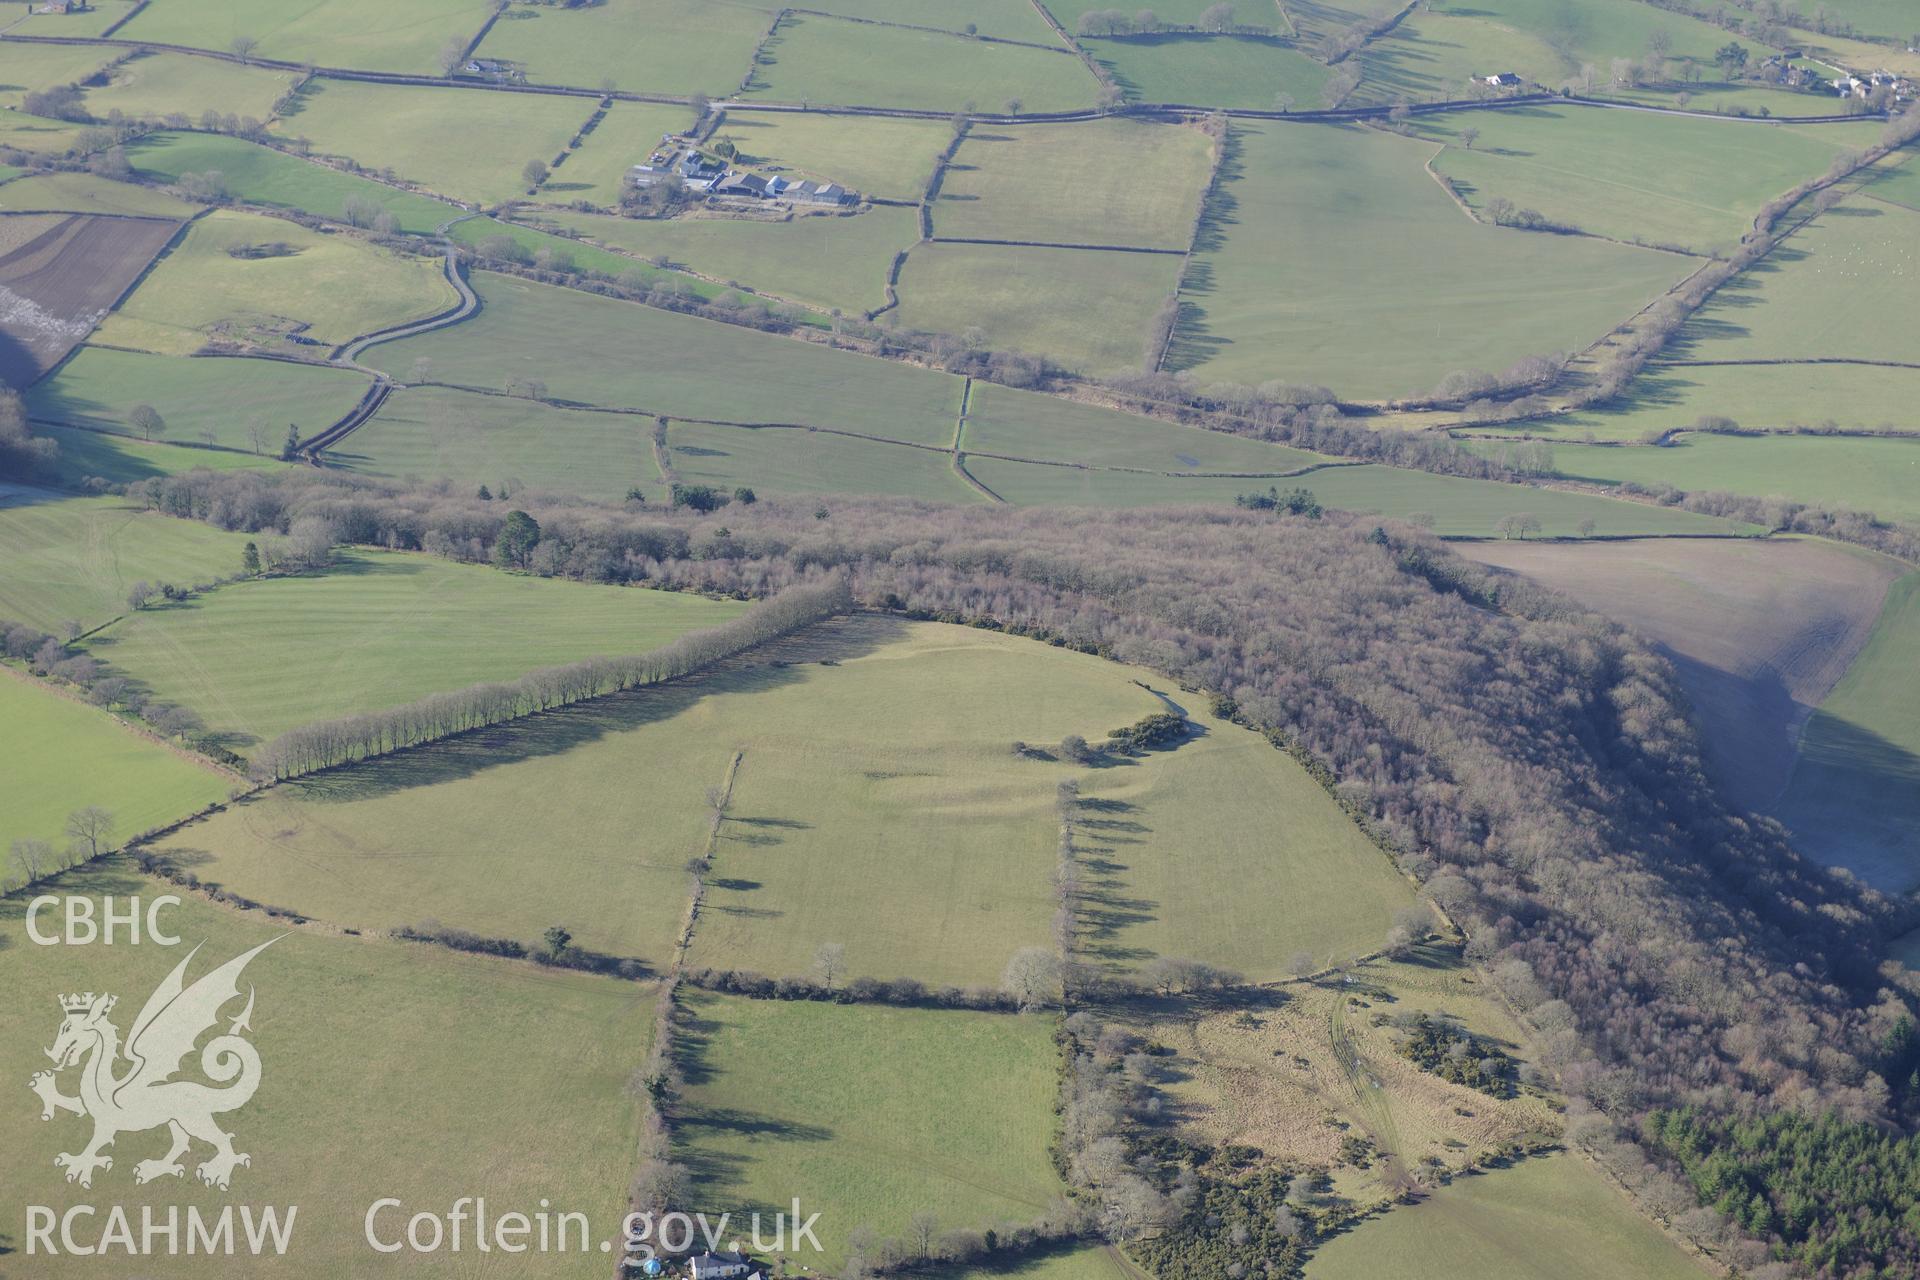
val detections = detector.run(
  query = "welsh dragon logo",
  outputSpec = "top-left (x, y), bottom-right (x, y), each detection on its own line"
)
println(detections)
top-left (28, 939), bottom-right (278, 1191)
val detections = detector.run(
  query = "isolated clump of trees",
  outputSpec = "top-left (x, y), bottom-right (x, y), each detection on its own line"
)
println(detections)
top-left (253, 577), bottom-right (850, 779)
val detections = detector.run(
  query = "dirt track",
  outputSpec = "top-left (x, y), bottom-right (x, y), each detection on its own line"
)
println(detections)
top-left (0, 212), bottom-right (177, 386)
top-left (1461, 538), bottom-right (1904, 813)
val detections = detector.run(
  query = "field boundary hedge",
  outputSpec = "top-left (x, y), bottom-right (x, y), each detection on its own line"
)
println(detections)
top-left (253, 576), bottom-right (851, 779)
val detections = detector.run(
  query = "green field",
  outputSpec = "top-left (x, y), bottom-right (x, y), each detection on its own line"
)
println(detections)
top-left (30, 346), bottom-right (374, 453)
top-left (677, 992), bottom-right (1065, 1265)
top-left (1084, 35), bottom-right (1330, 110)
top-left (1862, 151), bottom-right (1920, 213)
top-left (0, 860), bottom-right (652, 1279)
top-left (14, 0), bottom-right (138, 37)
top-left (1395, 0), bottom-right (1766, 93)
top-left (540, 101), bottom-right (695, 206)
top-left (1172, 121), bottom-right (1689, 400)
top-left (0, 113), bottom-right (91, 157)
top-left (89, 548), bottom-right (746, 749)
top-left (1670, 198), bottom-right (1920, 365)
top-left (895, 242), bottom-right (1182, 374)
top-left (964, 383), bottom-right (1328, 473)
top-left (684, 619), bottom-right (1415, 983)
top-left (473, 0), bottom-right (771, 96)
top-left (338, 385), bottom-right (657, 499)
top-left (1776, 574), bottom-right (1920, 892)
top-left (1509, 362), bottom-right (1920, 440)
top-left (539, 205), bottom-right (921, 313)
top-left (1306, 1152), bottom-right (1708, 1280)
top-left (0, 491), bottom-right (257, 631)
top-left (80, 51), bottom-right (299, 122)
top-left (937, 117), bottom-right (1212, 250)
top-left (0, 676), bottom-right (231, 857)
top-left (93, 207), bottom-right (456, 357)
top-left (149, 617), bottom-right (1412, 981)
top-left (1421, 106), bottom-right (1860, 254)
top-left (968, 456), bottom-right (1753, 533)
top-left (30, 422), bottom-right (282, 488)
top-left (0, 40), bottom-right (115, 108)
top-left (802, 0), bottom-right (1062, 41)
top-left (116, 0), bottom-right (493, 74)
top-left (713, 111), bottom-right (954, 201)
top-left (279, 78), bottom-right (596, 205)
top-left (745, 14), bottom-right (1102, 112)
top-left (1074, 700), bottom-right (1416, 979)
top-left (667, 422), bottom-right (980, 502)
top-left (127, 131), bottom-right (457, 233)
top-left (0, 170), bottom-right (199, 217)
top-left (1542, 432), bottom-right (1920, 523)
top-left (1784, 0), bottom-right (1920, 39)
top-left (450, 212), bottom-right (684, 284)
top-left (363, 274), bottom-right (966, 445)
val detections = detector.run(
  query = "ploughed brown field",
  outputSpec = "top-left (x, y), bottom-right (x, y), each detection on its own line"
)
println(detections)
top-left (1461, 537), bottom-right (1903, 813)
top-left (0, 211), bottom-right (177, 384)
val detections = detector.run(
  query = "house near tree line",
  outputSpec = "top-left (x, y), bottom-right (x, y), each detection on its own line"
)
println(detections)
top-left (630, 135), bottom-right (857, 204)
top-left (1481, 72), bottom-right (1522, 87)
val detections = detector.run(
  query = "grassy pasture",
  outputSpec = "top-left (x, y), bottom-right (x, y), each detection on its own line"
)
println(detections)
top-left (0, 861), bottom-right (653, 1279)
top-left (1510, 362), bottom-right (1920, 439)
top-left (127, 131), bottom-right (457, 233)
top-left (14, 0), bottom-right (138, 37)
top-left (1084, 34), bottom-right (1330, 109)
top-left (1421, 106), bottom-right (1858, 254)
top-left (1461, 537), bottom-right (1902, 812)
top-left (0, 113), bottom-right (91, 157)
top-left (1306, 1152), bottom-right (1708, 1280)
top-left (685, 619), bottom-right (1160, 985)
top-left (687, 618), bottom-right (1416, 984)
top-left (964, 382), bottom-right (1328, 473)
top-left (667, 422), bottom-right (981, 502)
top-left (0, 170), bottom-right (199, 217)
top-left (894, 242), bottom-right (1181, 374)
top-left (745, 14), bottom-right (1102, 112)
top-left (449, 213), bottom-right (686, 285)
top-left (1776, 573), bottom-right (1920, 893)
top-left (1857, 149), bottom-right (1920, 212)
top-left (1606, 81), bottom-right (1859, 119)
top-left (677, 993), bottom-right (1065, 1268)
top-left (279, 78), bottom-right (596, 206)
top-left (1672, 199), bottom-right (1920, 365)
top-left (1355, 11), bottom-right (1559, 105)
top-left (1425, 0), bottom-right (1759, 82)
top-left (713, 111), bottom-right (953, 201)
top-left (80, 51), bottom-right (298, 122)
top-left (338, 385), bottom-right (657, 500)
top-left (0, 40), bottom-right (115, 107)
top-left (93, 207), bottom-right (456, 357)
top-left (1542, 433), bottom-right (1920, 525)
top-left (801, 0), bottom-right (1062, 41)
top-left (116, 0), bottom-right (493, 74)
top-left (474, 0), bottom-right (771, 96)
top-left (0, 675), bottom-right (230, 855)
top-left (89, 548), bottom-right (746, 749)
top-left (30, 422), bottom-right (281, 487)
top-left (363, 274), bottom-right (966, 446)
top-left (1074, 702), bottom-right (1416, 981)
top-left (1779, 0), bottom-right (1915, 39)
top-left (966, 456), bottom-right (1753, 533)
top-left (538, 206), bottom-right (921, 313)
top-left (1173, 121), bottom-right (1688, 400)
top-left (539, 101), bottom-right (694, 206)
top-left (29, 346), bottom-right (374, 453)
top-left (936, 118), bottom-right (1213, 250)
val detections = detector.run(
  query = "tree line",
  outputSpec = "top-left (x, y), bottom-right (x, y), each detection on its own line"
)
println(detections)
top-left (253, 577), bottom-right (850, 780)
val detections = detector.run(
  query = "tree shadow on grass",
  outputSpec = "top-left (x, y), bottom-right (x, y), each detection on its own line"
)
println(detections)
top-left (279, 613), bottom-right (911, 805)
